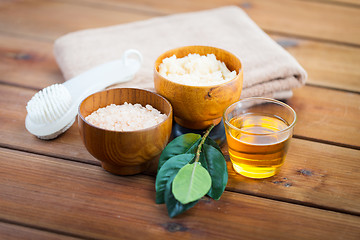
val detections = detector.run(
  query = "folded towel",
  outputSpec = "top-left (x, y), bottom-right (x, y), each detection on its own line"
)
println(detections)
top-left (54, 6), bottom-right (307, 99)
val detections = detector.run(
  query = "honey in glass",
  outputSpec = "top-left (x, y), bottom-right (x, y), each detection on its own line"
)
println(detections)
top-left (224, 98), bottom-right (296, 179)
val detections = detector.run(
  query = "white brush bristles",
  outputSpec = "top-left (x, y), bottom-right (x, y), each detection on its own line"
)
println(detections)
top-left (26, 84), bottom-right (72, 124)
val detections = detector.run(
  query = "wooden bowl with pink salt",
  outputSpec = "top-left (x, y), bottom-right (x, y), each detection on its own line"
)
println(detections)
top-left (78, 88), bottom-right (173, 175)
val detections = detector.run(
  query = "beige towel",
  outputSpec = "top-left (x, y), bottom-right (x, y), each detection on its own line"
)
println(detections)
top-left (54, 6), bottom-right (307, 99)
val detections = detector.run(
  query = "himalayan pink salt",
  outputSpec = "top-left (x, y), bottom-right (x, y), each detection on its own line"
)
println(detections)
top-left (85, 102), bottom-right (167, 131)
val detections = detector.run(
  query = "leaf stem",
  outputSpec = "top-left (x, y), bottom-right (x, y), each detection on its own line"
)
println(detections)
top-left (194, 124), bottom-right (215, 163)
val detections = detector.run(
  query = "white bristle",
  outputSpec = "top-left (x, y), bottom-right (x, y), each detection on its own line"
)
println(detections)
top-left (26, 84), bottom-right (72, 124)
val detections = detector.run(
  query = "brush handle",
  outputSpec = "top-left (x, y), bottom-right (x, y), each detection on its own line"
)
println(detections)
top-left (63, 49), bottom-right (143, 105)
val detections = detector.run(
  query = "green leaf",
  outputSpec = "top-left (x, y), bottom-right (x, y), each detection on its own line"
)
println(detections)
top-left (172, 163), bottom-right (212, 204)
top-left (155, 128), bottom-right (228, 218)
top-left (155, 154), bottom-right (194, 204)
top-left (158, 133), bottom-right (200, 171)
top-left (201, 144), bottom-right (228, 200)
top-left (186, 137), bottom-right (220, 167)
top-left (182, 136), bottom-right (221, 157)
top-left (205, 136), bottom-right (222, 153)
top-left (164, 175), bottom-right (199, 218)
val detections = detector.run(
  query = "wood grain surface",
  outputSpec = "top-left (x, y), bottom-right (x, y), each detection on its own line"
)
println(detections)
top-left (290, 86), bottom-right (360, 148)
top-left (0, 0), bottom-right (152, 41)
top-left (1, 148), bottom-right (359, 240)
top-left (40, 0), bottom-right (359, 45)
top-left (272, 35), bottom-right (360, 92)
top-left (0, 0), bottom-right (359, 239)
top-left (0, 222), bottom-right (80, 240)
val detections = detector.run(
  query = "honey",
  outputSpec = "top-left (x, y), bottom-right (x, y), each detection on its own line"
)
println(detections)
top-left (225, 113), bottom-right (292, 179)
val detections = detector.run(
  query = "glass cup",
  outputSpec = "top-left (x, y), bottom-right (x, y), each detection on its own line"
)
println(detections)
top-left (223, 97), bottom-right (296, 179)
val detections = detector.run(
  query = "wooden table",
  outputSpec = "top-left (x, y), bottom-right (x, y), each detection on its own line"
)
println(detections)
top-left (1, 0), bottom-right (359, 239)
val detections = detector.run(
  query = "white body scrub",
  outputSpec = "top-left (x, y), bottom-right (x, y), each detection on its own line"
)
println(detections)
top-left (159, 53), bottom-right (236, 86)
top-left (85, 103), bottom-right (167, 131)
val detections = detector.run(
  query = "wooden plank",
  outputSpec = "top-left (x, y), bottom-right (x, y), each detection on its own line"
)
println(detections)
top-left (315, 0), bottom-right (360, 6)
top-left (0, 0), bottom-right (153, 41)
top-left (289, 85), bottom-right (360, 147)
top-left (1, 84), bottom-right (359, 214)
top-left (0, 0), bottom-right (359, 45)
top-left (225, 138), bottom-right (360, 214)
top-left (240, 0), bottom-right (360, 45)
top-left (272, 35), bottom-right (360, 92)
top-left (70, 0), bottom-right (360, 45)
top-left (0, 222), bottom-right (80, 240)
top-left (0, 35), bottom-right (64, 90)
top-left (1, 147), bottom-right (359, 240)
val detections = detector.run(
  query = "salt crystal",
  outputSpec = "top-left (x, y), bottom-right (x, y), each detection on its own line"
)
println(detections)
top-left (85, 103), bottom-right (167, 131)
top-left (159, 53), bottom-right (236, 86)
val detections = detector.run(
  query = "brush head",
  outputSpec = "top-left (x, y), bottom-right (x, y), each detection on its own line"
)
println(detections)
top-left (26, 84), bottom-right (75, 139)
top-left (26, 84), bottom-right (72, 124)
top-left (35, 118), bottom-right (75, 140)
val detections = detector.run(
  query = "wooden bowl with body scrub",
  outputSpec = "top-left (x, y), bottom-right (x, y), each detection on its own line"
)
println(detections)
top-left (154, 46), bottom-right (243, 132)
top-left (78, 88), bottom-right (173, 175)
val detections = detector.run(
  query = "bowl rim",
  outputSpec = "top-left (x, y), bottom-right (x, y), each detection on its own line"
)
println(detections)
top-left (223, 97), bottom-right (297, 136)
top-left (154, 45), bottom-right (243, 88)
top-left (78, 87), bottom-right (173, 133)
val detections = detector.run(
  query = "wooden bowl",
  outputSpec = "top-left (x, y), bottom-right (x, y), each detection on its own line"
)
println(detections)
top-left (78, 88), bottom-right (173, 175)
top-left (154, 45), bottom-right (243, 129)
